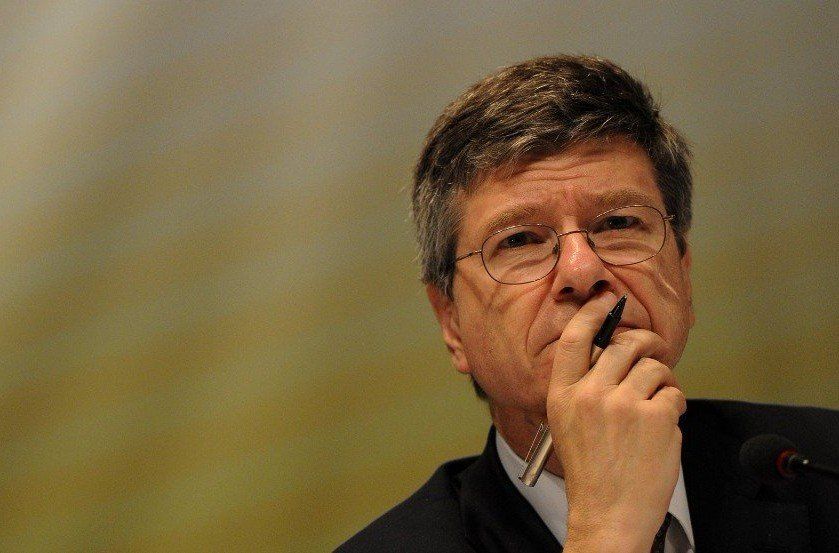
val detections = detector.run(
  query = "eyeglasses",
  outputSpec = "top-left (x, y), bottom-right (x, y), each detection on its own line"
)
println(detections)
top-left (455, 205), bottom-right (675, 285)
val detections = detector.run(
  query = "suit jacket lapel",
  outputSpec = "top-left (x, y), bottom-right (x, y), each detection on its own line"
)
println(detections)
top-left (681, 402), bottom-right (811, 553)
top-left (456, 427), bottom-right (562, 552)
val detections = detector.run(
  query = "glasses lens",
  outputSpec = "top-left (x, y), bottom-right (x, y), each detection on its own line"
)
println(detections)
top-left (588, 206), bottom-right (665, 265)
top-left (483, 225), bottom-right (558, 284)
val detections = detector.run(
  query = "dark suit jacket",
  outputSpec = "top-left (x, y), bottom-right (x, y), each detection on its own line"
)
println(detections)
top-left (337, 400), bottom-right (839, 552)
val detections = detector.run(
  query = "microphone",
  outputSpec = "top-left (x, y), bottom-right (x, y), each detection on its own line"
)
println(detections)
top-left (739, 433), bottom-right (839, 484)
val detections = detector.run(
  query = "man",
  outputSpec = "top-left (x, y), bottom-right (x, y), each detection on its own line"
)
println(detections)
top-left (338, 55), bottom-right (838, 552)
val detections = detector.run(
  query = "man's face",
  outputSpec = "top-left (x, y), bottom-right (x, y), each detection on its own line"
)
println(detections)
top-left (427, 138), bottom-right (695, 415)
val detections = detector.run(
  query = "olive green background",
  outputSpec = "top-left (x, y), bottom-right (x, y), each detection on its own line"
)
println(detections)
top-left (1, 2), bottom-right (836, 551)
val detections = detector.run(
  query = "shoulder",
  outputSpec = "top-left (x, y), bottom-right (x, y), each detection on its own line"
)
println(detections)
top-left (335, 456), bottom-right (479, 553)
top-left (685, 398), bottom-right (837, 427)
top-left (684, 398), bottom-right (839, 459)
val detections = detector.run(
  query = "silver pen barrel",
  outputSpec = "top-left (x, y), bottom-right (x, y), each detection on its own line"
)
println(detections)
top-left (518, 344), bottom-right (605, 486)
top-left (518, 423), bottom-right (553, 486)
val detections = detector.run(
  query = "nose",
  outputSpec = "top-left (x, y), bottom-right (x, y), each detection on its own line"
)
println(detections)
top-left (548, 230), bottom-right (613, 302)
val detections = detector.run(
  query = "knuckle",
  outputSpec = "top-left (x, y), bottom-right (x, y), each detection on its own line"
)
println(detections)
top-left (664, 384), bottom-right (685, 400)
top-left (612, 329), bottom-right (668, 359)
top-left (636, 356), bottom-right (657, 371)
top-left (657, 387), bottom-right (686, 419)
top-left (610, 330), bottom-right (643, 354)
top-left (637, 357), bottom-right (668, 379)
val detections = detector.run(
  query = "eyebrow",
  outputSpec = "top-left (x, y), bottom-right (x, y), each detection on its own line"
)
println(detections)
top-left (592, 189), bottom-right (660, 211)
top-left (479, 203), bottom-right (542, 236)
top-left (478, 188), bottom-right (661, 236)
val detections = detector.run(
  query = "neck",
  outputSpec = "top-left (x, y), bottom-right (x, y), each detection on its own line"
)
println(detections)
top-left (489, 401), bottom-right (566, 478)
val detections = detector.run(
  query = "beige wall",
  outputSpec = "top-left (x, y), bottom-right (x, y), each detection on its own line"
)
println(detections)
top-left (1, 2), bottom-right (836, 551)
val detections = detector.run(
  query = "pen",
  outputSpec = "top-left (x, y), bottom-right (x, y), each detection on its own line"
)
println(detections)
top-left (518, 294), bottom-right (627, 487)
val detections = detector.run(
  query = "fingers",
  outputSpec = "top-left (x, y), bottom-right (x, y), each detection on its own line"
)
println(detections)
top-left (619, 356), bottom-right (679, 399)
top-left (550, 291), bottom-right (619, 388)
top-left (588, 329), bottom-right (670, 386)
top-left (548, 294), bottom-right (684, 427)
top-left (650, 385), bottom-right (688, 421)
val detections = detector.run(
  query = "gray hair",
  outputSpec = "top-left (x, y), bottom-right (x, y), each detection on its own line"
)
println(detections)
top-left (412, 55), bottom-right (693, 300)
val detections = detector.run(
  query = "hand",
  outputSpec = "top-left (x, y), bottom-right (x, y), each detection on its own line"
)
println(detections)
top-left (546, 292), bottom-right (686, 553)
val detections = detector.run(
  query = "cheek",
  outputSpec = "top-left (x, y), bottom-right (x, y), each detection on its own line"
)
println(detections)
top-left (466, 282), bottom-right (543, 341)
top-left (626, 264), bottom-right (692, 364)
top-left (461, 294), bottom-right (533, 356)
top-left (656, 264), bottom-right (692, 322)
top-left (457, 286), bottom-right (546, 403)
top-left (615, 257), bottom-right (690, 316)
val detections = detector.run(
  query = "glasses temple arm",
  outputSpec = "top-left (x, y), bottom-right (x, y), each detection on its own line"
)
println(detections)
top-left (455, 250), bottom-right (481, 262)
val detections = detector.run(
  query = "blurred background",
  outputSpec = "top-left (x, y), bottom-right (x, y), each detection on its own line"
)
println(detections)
top-left (0, 1), bottom-right (836, 551)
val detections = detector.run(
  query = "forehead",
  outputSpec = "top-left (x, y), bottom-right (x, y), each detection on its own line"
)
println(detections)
top-left (458, 139), bottom-right (663, 241)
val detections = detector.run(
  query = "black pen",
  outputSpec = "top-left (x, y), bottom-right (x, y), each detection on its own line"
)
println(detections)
top-left (518, 294), bottom-right (627, 486)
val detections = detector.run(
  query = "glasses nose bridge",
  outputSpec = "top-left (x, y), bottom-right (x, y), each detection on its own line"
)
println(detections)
top-left (555, 227), bottom-right (595, 250)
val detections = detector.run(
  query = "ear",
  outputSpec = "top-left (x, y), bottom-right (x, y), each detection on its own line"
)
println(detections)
top-left (425, 284), bottom-right (471, 375)
top-left (680, 243), bottom-right (695, 328)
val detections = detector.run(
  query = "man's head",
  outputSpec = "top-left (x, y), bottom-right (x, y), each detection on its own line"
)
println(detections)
top-left (412, 55), bottom-right (695, 406)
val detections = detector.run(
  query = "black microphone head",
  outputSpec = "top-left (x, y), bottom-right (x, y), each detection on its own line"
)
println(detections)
top-left (739, 433), bottom-right (798, 484)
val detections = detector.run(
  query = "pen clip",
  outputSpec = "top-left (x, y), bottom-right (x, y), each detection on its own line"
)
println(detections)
top-left (524, 422), bottom-right (549, 464)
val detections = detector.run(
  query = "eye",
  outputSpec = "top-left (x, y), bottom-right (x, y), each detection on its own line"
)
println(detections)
top-left (597, 215), bottom-right (640, 231)
top-left (498, 230), bottom-right (543, 249)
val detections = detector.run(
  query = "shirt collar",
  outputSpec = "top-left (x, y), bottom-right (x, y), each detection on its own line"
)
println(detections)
top-left (495, 430), bottom-right (695, 550)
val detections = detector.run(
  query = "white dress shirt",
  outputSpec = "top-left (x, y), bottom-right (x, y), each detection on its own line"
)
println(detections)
top-left (496, 431), bottom-right (695, 552)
